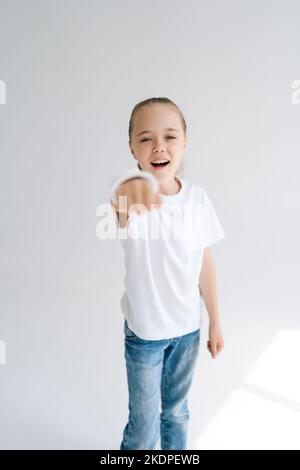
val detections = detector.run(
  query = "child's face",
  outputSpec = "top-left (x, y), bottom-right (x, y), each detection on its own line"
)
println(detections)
top-left (129, 103), bottom-right (188, 183)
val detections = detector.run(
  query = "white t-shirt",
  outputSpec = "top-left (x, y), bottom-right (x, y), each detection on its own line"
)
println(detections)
top-left (112, 175), bottom-right (226, 340)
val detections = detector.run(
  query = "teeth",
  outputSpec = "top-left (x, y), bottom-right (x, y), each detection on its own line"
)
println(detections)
top-left (151, 160), bottom-right (169, 164)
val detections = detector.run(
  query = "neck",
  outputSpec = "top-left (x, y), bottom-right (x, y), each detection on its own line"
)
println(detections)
top-left (159, 176), bottom-right (181, 196)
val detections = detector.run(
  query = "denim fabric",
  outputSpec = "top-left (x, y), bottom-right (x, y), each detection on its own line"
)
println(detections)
top-left (120, 319), bottom-right (200, 450)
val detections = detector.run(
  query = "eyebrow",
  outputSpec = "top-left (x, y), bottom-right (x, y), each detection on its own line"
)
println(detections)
top-left (136, 128), bottom-right (179, 137)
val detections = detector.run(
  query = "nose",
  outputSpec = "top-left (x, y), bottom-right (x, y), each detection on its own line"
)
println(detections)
top-left (153, 146), bottom-right (166, 154)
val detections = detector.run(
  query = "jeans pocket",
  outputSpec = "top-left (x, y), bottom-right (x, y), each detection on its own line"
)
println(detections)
top-left (124, 319), bottom-right (137, 338)
top-left (124, 320), bottom-right (150, 345)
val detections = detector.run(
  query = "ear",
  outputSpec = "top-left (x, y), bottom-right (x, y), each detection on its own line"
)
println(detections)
top-left (183, 135), bottom-right (188, 152)
top-left (128, 141), bottom-right (137, 159)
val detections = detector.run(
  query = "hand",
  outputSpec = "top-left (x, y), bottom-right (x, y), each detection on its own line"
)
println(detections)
top-left (207, 321), bottom-right (224, 359)
top-left (113, 177), bottom-right (161, 217)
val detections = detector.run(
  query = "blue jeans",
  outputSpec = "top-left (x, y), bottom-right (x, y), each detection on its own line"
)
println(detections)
top-left (120, 319), bottom-right (200, 450)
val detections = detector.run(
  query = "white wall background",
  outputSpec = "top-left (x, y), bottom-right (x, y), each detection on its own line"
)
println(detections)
top-left (0, 0), bottom-right (299, 450)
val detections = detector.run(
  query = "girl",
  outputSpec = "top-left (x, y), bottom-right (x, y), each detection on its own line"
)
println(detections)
top-left (109, 97), bottom-right (226, 450)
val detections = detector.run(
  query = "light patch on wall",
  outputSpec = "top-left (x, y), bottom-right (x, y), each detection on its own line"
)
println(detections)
top-left (193, 330), bottom-right (300, 450)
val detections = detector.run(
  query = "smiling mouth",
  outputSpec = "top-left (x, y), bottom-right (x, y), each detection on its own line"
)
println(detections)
top-left (151, 160), bottom-right (170, 168)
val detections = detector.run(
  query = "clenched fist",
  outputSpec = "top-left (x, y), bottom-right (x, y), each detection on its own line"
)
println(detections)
top-left (111, 177), bottom-right (161, 228)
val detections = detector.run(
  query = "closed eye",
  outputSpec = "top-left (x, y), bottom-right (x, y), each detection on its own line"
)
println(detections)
top-left (140, 136), bottom-right (177, 142)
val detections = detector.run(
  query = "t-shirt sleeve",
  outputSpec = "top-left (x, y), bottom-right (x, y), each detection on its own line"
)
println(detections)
top-left (201, 190), bottom-right (226, 248)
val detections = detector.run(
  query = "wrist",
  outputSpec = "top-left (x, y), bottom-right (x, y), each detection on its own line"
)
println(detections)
top-left (208, 314), bottom-right (221, 327)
